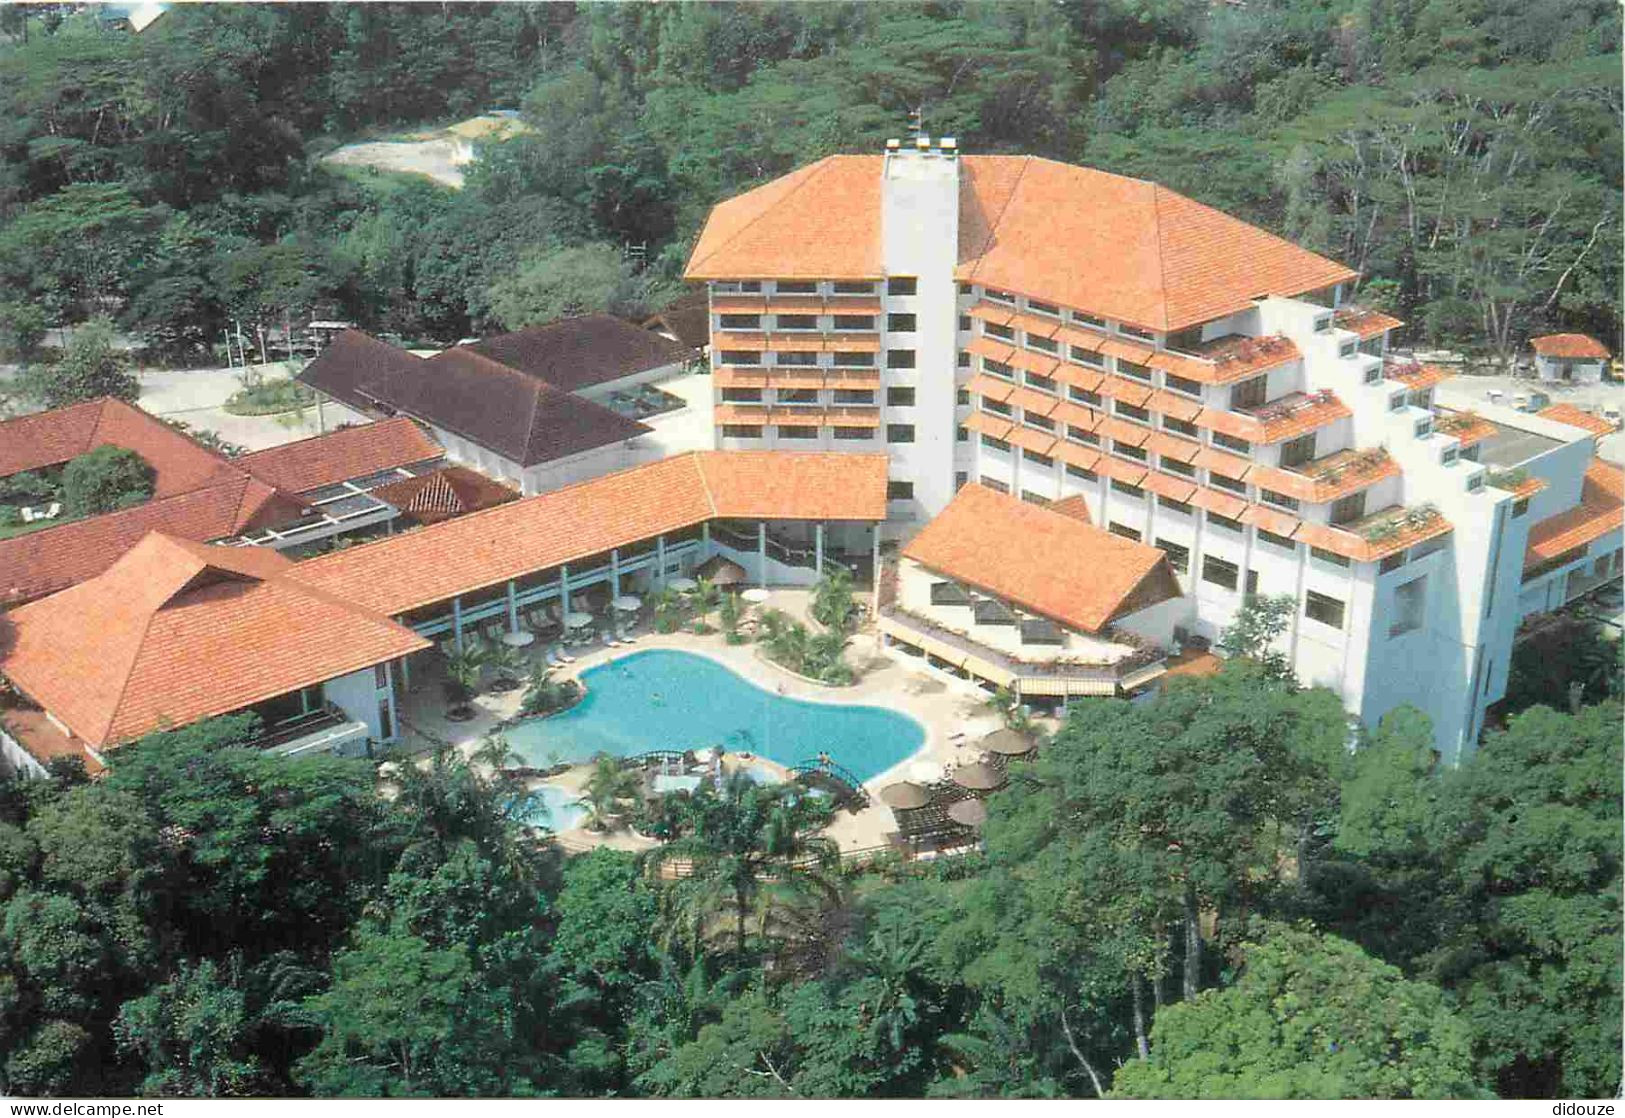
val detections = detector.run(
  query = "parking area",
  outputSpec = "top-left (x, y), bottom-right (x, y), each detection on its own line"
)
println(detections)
top-left (1435, 369), bottom-right (1624, 463)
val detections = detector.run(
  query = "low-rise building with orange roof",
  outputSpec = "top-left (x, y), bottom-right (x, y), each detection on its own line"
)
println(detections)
top-left (1530, 333), bottom-right (1611, 385)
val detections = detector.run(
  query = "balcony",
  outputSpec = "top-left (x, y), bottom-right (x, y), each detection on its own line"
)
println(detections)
top-left (255, 706), bottom-right (369, 758)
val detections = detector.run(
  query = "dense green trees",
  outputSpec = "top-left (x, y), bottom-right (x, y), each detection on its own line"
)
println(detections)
top-left (60, 445), bottom-right (154, 516)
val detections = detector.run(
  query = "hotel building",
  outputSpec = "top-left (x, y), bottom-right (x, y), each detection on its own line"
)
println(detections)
top-left (685, 140), bottom-right (1622, 760)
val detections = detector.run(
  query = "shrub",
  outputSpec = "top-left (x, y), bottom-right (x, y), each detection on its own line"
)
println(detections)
top-left (60, 445), bottom-right (155, 516)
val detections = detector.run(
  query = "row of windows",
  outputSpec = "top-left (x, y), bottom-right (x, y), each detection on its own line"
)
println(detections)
top-left (718, 350), bottom-right (879, 368)
top-left (718, 313), bottom-right (920, 332)
top-left (721, 424), bottom-right (916, 442)
top-left (970, 286), bottom-right (1152, 340)
top-left (716, 278), bottom-right (914, 296)
top-left (723, 387), bottom-right (915, 406)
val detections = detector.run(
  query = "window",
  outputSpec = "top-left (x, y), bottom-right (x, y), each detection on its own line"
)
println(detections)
top-left (1165, 373), bottom-right (1203, 397)
top-left (736, 281), bottom-right (762, 293)
top-left (1164, 416), bottom-right (1199, 438)
top-left (777, 388), bottom-right (819, 405)
top-left (1512, 497), bottom-right (1530, 518)
top-left (1279, 434), bottom-right (1316, 469)
top-left (1202, 555), bottom-right (1240, 590)
top-left (1210, 473), bottom-right (1247, 495)
top-left (1208, 512), bottom-right (1244, 533)
top-left (375, 662), bottom-right (390, 688)
top-left (955, 471), bottom-right (968, 490)
top-left (720, 314), bottom-right (761, 329)
top-left (1109, 521), bottom-right (1143, 541)
top-left (720, 350), bottom-right (762, 366)
top-left (959, 315), bottom-right (972, 331)
top-left (834, 427), bottom-right (874, 441)
top-left (887, 349), bottom-right (916, 369)
top-left (1068, 346), bottom-right (1104, 368)
top-left (1339, 339), bottom-right (1358, 358)
top-left (1311, 546), bottom-right (1352, 568)
top-left (985, 322), bottom-right (1015, 341)
top-left (1023, 448), bottom-right (1054, 468)
top-left (1160, 496), bottom-right (1193, 516)
top-left (1305, 590), bottom-right (1346, 629)
top-left (985, 287), bottom-right (1014, 304)
top-left (958, 350), bottom-right (971, 369)
top-left (982, 477), bottom-right (1010, 494)
top-left (1024, 412), bottom-right (1056, 432)
top-left (956, 388), bottom-right (970, 405)
top-left (887, 424), bottom-right (916, 443)
top-left (981, 434), bottom-right (1010, 453)
top-left (985, 398), bottom-right (1014, 417)
top-left (776, 351), bottom-right (819, 366)
top-left (1256, 528), bottom-right (1295, 550)
top-left (1120, 324), bottom-right (1155, 341)
top-left (1073, 312), bottom-right (1107, 329)
top-left (1028, 298), bottom-right (1060, 316)
top-left (1389, 394), bottom-right (1407, 412)
top-left (377, 698), bottom-right (393, 741)
top-left (1111, 480), bottom-right (1144, 499)
top-left (776, 314), bottom-right (817, 331)
top-left (1167, 327), bottom-right (1203, 352)
top-left (1245, 569), bottom-right (1259, 596)
top-left (1157, 539), bottom-right (1190, 572)
top-left (1118, 359), bottom-right (1152, 382)
top-left (887, 276), bottom-right (917, 296)
top-left (1329, 492), bottom-right (1366, 525)
top-left (834, 389), bottom-right (875, 405)
top-left (777, 425), bottom-right (818, 439)
top-left (887, 481), bottom-right (914, 500)
top-left (776, 280), bottom-right (817, 294)
top-left (1466, 474), bottom-right (1484, 492)
top-left (1115, 401), bottom-right (1151, 423)
top-left (887, 312), bottom-right (917, 332)
top-left (1390, 575), bottom-right (1427, 636)
top-left (1364, 365), bottom-right (1384, 385)
top-left (1413, 389), bottom-right (1433, 409)
top-left (1067, 426), bottom-right (1100, 445)
top-left (1414, 418), bottom-right (1433, 438)
top-left (1231, 376), bottom-right (1267, 411)
top-left (722, 424), bottom-right (761, 438)
top-left (833, 315), bottom-right (875, 331)
top-left (1261, 489), bottom-right (1300, 511)
top-left (1066, 464), bottom-right (1098, 482)
top-left (722, 387), bottom-right (763, 403)
top-left (1114, 443), bottom-right (1148, 462)
top-left (833, 281), bottom-right (874, 294)
top-left (1027, 334), bottom-right (1059, 354)
top-left (1069, 386), bottom-right (1102, 407)
top-left (1162, 457), bottom-right (1196, 478)
top-left (1410, 535), bottom-right (1448, 560)
top-left (831, 351), bottom-right (874, 367)
top-left (956, 425), bottom-right (968, 442)
top-left (1022, 490), bottom-right (1052, 506)
top-left (1441, 447), bottom-right (1458, 466)
top-left (1211, 431), bottom-right (1251, 454)
top-left (1313, 313), bottom-right (1332, 333)
top-left (886, 386), bottom-right (916, 407)
top-left (1027, 371), bottom-right (1057, 393)
top-left (986, 358), bottom-right (1014, 380)
top-left (1380, 552), bottom-right (1406, 573)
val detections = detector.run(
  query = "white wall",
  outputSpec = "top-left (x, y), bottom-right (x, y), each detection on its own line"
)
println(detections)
top-left (323, 663), bottom-right (394, 753)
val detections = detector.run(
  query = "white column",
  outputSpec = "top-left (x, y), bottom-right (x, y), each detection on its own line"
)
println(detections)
top-left (656, 535), bottom-right (667, 586)
top-left (758, 521), bottom-right (768, 588)
top-left (815, 521), bottom-right (825, 576)
top-left (506, 580), bottom-right (518, 633)
top-left (452, 596), bottom-right (464, 653)
top-left (702, 521), bottom-right (712, 557)
top-left (560, 565), bottom-right (571, 610)
top-left (611, 548), bottom-right (621, 597)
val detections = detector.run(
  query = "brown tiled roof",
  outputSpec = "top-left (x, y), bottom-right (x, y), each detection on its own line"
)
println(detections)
top-left (1189, 334), bottom-right (1301, 381)
top-left (370, 466), bottom-right (519, 525)
top-left (1296, 506), bottom-right (1453, 563)
top-left (296, 329), bottom-right (425, 413)
top-left (465, 314), bottom-right (695, 393)
top-left (1537, 404), bottom-right (1615, 438)
top-left (291, 451), bottom-right (888, 617)
top-left (1435, 410), bottom-right (1498, 449)
top-left (1333, 307), bottom-right (1405, 338)
top-left (642, 295), bottom-right (711, 350)
top-left (1524, 460), bottom-right (1624, 569)
top-left (0, 397), bottom-right (243, 497)
top-left (1, 533), bottom-right (428, 748)
top-left (238, 417), bottom-right (443, 495)
top-left (0, 707), bottom-right (104, 776)
top-left (687, 155), bottom-right (1356, 330)
top-left (1385, 359), bottom-right (1453, 392)
top-left (0, 476), bottom-right (306, 607)
top-left (902, 483), bottom-right (1180, 633)
top-left (1531, 334), bottom-right (1610, 359)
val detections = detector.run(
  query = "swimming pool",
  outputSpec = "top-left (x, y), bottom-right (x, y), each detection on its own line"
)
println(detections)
top-left (502, 649), bottom-right (925, 783)
top-left (522, 784), bottom-right (588, 832)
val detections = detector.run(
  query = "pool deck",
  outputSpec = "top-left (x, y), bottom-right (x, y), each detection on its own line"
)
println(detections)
top-left (395, 588), bottom-right (1009, 855)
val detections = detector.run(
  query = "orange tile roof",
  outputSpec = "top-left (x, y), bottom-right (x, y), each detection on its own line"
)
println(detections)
top-left (1188, 486), bottom-right (1248, 520)
top-left (1255, 393), bottom-right (1352, 443)
top-left (1098, 417), bottom-right (1152, 447)
top-left (1140, 471), bottom-right (1198, 503)
top-left (0, 397), bottom-right (244, 498)
top-left (291, 451), bottom-right (889, 617)
top-left (1146, 390), bottom-right (1202, 422)
top-left (1163, 648), bottom-right (1223, 679)
top-left (963, 411), bottom-right (1015, 440)
top-left (1435, 410), bottom-right (1498, 449)
top-left (966, 373), bottom-right (1016, 402)
top-left (1145, 432), bottom-right (1202, 463)
top-left (688, 155), bottom-right (1356, 330)
top-left (1385, 359), bottom-right (1453, 392)
top-left (1005, 425), bottom-right (1058, 456)
top-left (0, 707), bottom-right (104, 776)
top-left (1241, 504), bottom-right (1302, 537)
top-left (1297, 506), bottom-right (1453, 563)
top-left (714, 404), bottom-right (772, 426)
top-left (1496, 474), bottom-right (1549, 500)
top-left (1006, 385), bottom-right (1060, 416)
top-left (1193, 446), bottom-right (1252, 479)
top-left (1531, 334), bottom-right (1610, 360)
top-left (1187, 334), bottom-right (1302, 383)
top-left (1096, 456), bottom-right (1149, 486)
top-left (2, 533), bottom-right (429, 748)
top-left (1333, 307), bottom-right (1405, 339)
top-left (902, 483), bottom-right (1180, 633)
top-left (1051, 399), bottom-right (1103, 431)
top-left (1537, 404), bottom-right (1615, 438)
top-left (1049, 495), bottom-right (1093, 523)
top-left (1054, 442), bottom-right (1102, 471)
top-left (1524, 460), bottom-right (1624, 569)
top-left (370, 466), bottom-right (519, 526)
top-left (237, 417), bottom-right (443, 494)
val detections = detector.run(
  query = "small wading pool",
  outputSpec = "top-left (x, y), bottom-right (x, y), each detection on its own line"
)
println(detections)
top-left (502, 649), bottom-right (925, 783)
top-left (523, 784), bottom-right (587, 832)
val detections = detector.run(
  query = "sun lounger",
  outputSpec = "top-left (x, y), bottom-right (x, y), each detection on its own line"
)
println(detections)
top-left (44, 502), bottom-right (60, 519)
top-left (20, 507), bottom-right (34, 523)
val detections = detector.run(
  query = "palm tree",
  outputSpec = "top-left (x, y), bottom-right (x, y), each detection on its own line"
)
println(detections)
top-left (581, 755), bottom-right (640, 832)
top-left (811, 567), bottom-right (857, 632)
top-left (650, 586), bottom-right (684, 633)
top-left (441, 640), bottom-right (488, 719)
top-left (643, 771), bottom-right (839, 957)
top-left (486, 640), bottom-right (528, 692)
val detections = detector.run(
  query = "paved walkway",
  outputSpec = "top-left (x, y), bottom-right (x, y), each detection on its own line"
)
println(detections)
top-left (137, 362), bottom-right (370, 451)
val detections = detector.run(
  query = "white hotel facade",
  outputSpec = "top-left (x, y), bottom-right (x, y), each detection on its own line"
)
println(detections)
top-left (685, 140), bottom-right (1622, 761)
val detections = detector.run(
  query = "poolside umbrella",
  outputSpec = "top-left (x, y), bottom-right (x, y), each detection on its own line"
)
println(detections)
top-left (909, 760), bottom-right (944, 784)
top-left (564, 611), bottom-right (594, 630)
top-left (667, 576), bottom-right (698, 593)
top-left (947, 799), bottom-right (989, 828)
top-left (696, 555), bottom-right (748, 586)
top-left (741, 587), bottom-right (771, 605)
top-left (612, 594), bottom-right (643, 611)
top-left (952, 762), bottom-right (1005, 793)
top-left (981, 729), bottom-right (1036, 757)
top-left (880, 781), bottom-right (931, 810)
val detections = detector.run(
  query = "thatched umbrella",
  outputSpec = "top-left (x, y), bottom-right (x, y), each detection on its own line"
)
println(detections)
top-left (981, 728), bottom-right (1036, 757)
top-left (952, 762), bottom-right (1005, 793)
top-left (696, 555), bottom-right (748, 587)
top-left (880, 781), bottom-right (931, 810)
top-left (947, 799), bottom-right (989, 828)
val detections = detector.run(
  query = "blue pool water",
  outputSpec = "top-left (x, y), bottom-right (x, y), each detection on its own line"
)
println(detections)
top-left (522, 784), bottom-right (588, 832)
top-left (503, 649), bottom-right (924, 782)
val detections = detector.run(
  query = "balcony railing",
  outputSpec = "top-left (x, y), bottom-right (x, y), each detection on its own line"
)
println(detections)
top-left (880, 603), bottom-right (1165, 681)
